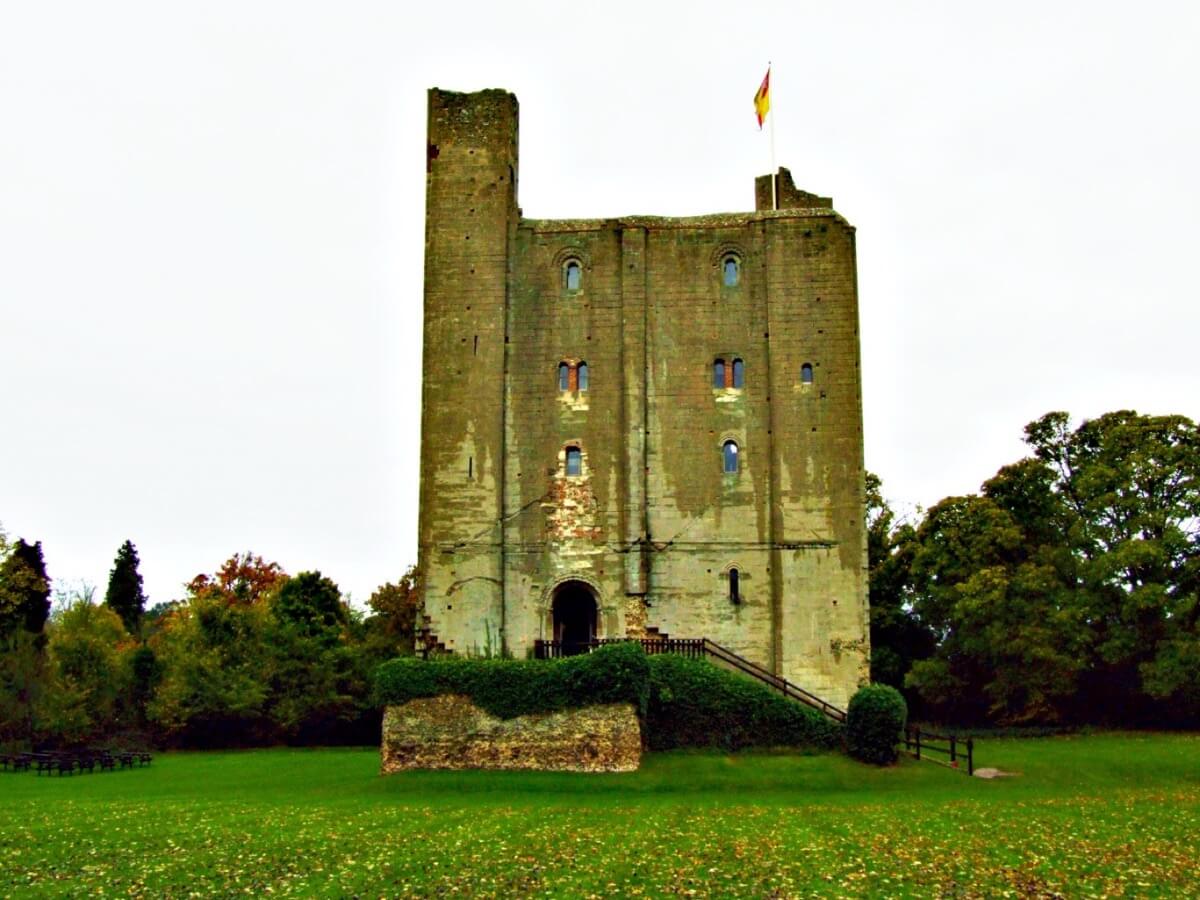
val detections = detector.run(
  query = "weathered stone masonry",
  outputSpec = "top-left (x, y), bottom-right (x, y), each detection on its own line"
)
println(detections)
top-left (416, 88), bottom-right (869, 707)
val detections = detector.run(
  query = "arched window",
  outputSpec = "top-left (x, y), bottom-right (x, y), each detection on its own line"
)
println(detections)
top-left (565, 260), bottom-right (582, 291)
top-left (723, 255), bottom-right (740, 287)
top-left (722, 440), bottom-right (739, 474)
top-left (713, 358), bottom-right (725, 389)
top-left (801, 362), bottom-right (814, 384)
top-left (565, 446), bottom-right (582, 476)
top-left (577, 362), bottom-right (588, 391)
top-left (729, 568), bottom-right (740, 604)
top-left (558, 362), bottom-right (570, 391)
top-left (732, 358), bottom-right (745, 389)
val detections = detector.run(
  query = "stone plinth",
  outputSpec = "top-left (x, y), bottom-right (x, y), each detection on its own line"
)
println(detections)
top-left (380, 695), bottom-right (642, 773)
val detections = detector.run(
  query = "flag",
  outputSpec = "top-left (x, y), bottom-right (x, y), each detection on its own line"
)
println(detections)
top-left (754, 67), bottom-right (770, 129)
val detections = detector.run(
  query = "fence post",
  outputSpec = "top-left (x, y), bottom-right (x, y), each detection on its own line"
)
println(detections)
top-left (950, 735), bottom-right (957, 766)
top-left (966, 738), bottom-right (974, 776)
top-left (914, 729), bottom-right (921, 761)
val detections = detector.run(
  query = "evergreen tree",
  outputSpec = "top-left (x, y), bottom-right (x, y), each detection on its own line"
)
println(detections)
top-left (104, 540), bottom-right (147, 633)
top-left (0, 539), bottom-right (51, 635)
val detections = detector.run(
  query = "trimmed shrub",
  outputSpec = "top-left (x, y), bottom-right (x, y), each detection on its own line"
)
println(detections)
top-left (846, 683), bottom-right (907, 765)
top-left (645, 655), bottom-right (842, 751)
top-left (373, 641), bottom-right (650, 719)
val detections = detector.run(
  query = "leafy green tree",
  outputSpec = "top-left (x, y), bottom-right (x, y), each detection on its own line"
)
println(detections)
top-left (104, 540), bottom-right (147, 634)
top-left (1024, 410), bottom-right (1200, 720)
top-left (904, 410), bottom-right (1200, 725)
top-left (38, 593), bottom-right (131, 744)
top-left (0, 538), bottom-right (51, 636)
top-left (0, 535), bottom-right (51, 744)
top-left (864, 474), bottom-right (934, 691)
top-left (274, 571), bottom-right (346, 644)
top-left (905, 492), bottom-right (1084, 723)
top-left (127, 644), bottom-right (163, 726)
top-left (148, 592), bottom-right (271, 745)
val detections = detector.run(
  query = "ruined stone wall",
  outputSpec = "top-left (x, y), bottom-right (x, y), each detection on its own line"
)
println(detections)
top-left (417, 88), bottom-right (867, 706)
top-left (380, 696), bottom-right (642, 773)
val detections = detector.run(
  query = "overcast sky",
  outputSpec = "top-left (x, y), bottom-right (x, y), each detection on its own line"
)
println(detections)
top-left (3, 1), bottom-right (1198, 608)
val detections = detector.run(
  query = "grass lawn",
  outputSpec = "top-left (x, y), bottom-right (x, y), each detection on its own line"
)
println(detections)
top-left (2, 733), bottom-right (1198, 897)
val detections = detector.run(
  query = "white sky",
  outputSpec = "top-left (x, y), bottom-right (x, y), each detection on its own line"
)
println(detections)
top-left (3, 1), bottom-right (1198, 607)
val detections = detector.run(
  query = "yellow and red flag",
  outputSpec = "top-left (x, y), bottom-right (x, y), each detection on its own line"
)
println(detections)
top-left (754, 67), bottom-right (770, 129)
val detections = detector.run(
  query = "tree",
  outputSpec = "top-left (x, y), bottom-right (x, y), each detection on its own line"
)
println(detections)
top-left (1024, 410), bottom-right (1200, 720)
top-left (148, 592), bottom-right (271, 745)
top-left (273, 571), bottom-right (346, 644)
top-left (905, 493), bottom-right (1084, 723)
top-left (104, 540), bottom-right (147, 634)
top-left (901, 410), bottom-right (1200, 725)
top-left (187, 552), bottom-right (286, 606)
top-left (0, 538), bottom-right (51, 636)
top-left (364, 567), bottom-right (420, 657)
top-left (864, 474), bottom-right (934, 691)
top-left (38, 593), bottom-right (131, 744)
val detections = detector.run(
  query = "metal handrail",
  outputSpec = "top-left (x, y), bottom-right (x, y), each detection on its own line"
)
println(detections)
top-left (532, 636), bottom-right (847, 723)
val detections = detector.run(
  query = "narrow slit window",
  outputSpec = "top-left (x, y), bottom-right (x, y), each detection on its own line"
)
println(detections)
top-left (565, 260), bottom-right (582, 291)
top-left (729, 568), bottom-right (740, 604)
top-left (723, 256), bottom-right (740, 287)
top-left (732, 358), bottom-right (745, 388)
top-left (578, 361), bottom-right (588, 391)
top-left (558, 362), bottom-right (570, 391)
top-left (468, 456), bottom-right (473, 480)
top-left (801, 362), bottom-right (814, 384)
top-left (723, 440), bottom-right (739, 474)
top-left (565, 446), bottom-right (582, 476)
top-left (713, 359), bottom-right (725, 389)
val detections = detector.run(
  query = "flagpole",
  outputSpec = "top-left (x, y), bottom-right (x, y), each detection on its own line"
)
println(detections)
top-left (768, 63), bottom-right (776, 210)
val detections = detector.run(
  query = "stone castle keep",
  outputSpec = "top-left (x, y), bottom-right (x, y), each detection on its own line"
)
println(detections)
top-left (417, 88), bottom-right (868, 706)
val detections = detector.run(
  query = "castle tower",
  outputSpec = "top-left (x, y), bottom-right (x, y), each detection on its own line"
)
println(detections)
top-left (417, 89), bottom-right (869, 706)
top-left (417, 89), bottom-right (518, 654)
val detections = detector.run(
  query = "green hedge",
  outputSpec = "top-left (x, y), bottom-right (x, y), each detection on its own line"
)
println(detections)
top-left (846, 683), bottom-right (908, 765)
top-left (645, 655), bottom-right (842, 751)
top-left (373, 641), bottom-right (650, 719)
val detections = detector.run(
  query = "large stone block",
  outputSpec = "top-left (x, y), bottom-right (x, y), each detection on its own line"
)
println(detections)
top-left (380, 695), bottom-right (642, 773)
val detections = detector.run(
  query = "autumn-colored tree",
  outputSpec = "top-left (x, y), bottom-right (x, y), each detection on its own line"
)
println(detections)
top-left (365, 566), bottom-right (419, 656)
top-left (187, 552), bottom-right (286, 605)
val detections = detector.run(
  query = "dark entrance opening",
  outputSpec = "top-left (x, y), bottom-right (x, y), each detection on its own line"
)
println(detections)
top-left (552, 581), bottom-right (597, 656)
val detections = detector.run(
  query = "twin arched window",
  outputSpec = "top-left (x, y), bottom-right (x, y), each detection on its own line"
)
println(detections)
top-left (713, 358), bottom-right (745, 389)
top-left (558, 361), bottom-right (589, 392)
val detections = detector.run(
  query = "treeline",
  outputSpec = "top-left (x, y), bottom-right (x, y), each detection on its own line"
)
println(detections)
top-left (0, 537), bottom-right (417, 749)
top-left (870, 410), bottom-right (1200, 726)
top-left (4, 407), bottom-right (1196, 745)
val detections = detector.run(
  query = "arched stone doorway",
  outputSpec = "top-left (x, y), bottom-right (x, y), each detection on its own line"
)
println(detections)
top-left (551, 580), bottom-right (598, 656)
